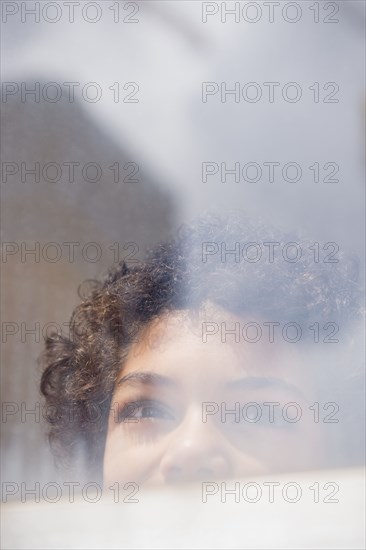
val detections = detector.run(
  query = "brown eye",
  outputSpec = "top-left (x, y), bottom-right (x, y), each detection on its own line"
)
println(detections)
top-left (118, 400), bottom-right (175, 422)
top-left (140, 405), bottom-right (167, 419)
top-left (225, 403), bottom-right (298, 431)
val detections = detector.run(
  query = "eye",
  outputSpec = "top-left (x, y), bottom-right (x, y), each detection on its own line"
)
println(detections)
top-left (227, 416), bottom-right (297, 434)
top-left (117, 400), bottom-right (175, 422)
top-left (259, 415), bottom-right (295, 430)
top-left (224, 403), bottom-right (298, 431)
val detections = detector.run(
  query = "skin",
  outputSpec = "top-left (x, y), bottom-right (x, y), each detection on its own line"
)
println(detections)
top-left (103, 305), bottom-right (326, 487)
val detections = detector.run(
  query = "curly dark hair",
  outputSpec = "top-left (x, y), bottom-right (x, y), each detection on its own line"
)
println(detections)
top-left (39, 213), bottom-right (363, 479)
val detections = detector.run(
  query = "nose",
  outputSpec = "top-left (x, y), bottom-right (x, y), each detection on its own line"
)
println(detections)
top-left (159, 407), bottom-right (232, 484)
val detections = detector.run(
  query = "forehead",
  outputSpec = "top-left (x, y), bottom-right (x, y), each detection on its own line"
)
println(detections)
top-left (117, 305), bottom-right (309, 389)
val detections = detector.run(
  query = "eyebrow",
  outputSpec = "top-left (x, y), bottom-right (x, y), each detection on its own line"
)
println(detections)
top-left (226, 376), bottom-right (307, 400)
top-left (116, 373), bottom-right (306, 401)
top-left (116, 371), bottom-right (175, 389)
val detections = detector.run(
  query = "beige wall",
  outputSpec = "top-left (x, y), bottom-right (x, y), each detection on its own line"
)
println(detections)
top-left (1, 87), bottom-right (176, 484)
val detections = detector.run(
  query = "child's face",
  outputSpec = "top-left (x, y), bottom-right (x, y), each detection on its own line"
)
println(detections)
top-left (103, 307), bottom-right (325, 487)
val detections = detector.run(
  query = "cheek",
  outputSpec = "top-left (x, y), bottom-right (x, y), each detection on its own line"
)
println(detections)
top-left (263, 427), bottom-right (326, 471)
top-left (230, 422), bottom-right (325, 474)
top-left (103, 428), bottom-right (166, 486)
